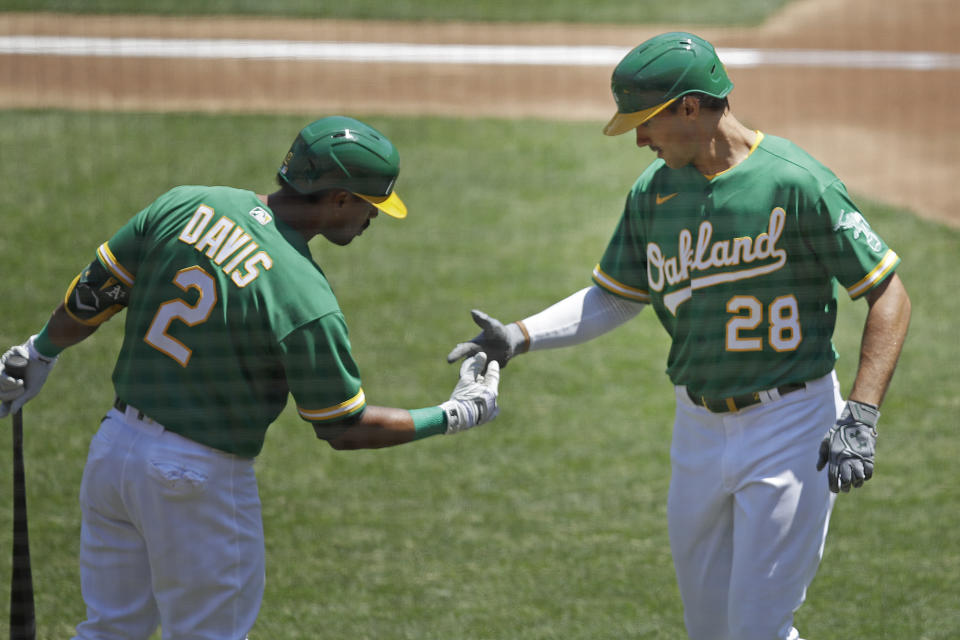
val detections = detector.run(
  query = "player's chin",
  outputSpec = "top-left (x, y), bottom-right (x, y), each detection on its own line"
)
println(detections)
top-left (324, 233), bottom-right (355, 246)
top-left (662, 156), bottom-right (688, 170)
top-left (329, 223), bottom-right (369, 246)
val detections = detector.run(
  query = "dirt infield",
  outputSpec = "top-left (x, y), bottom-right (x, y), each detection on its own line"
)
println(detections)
top-left (1, 0), bottom-right (958, 226)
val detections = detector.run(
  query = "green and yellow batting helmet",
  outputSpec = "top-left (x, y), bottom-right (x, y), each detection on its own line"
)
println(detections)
top-left (279, 116), bottom-right (407, 219)
top-left (603, 32), bottom-right (733, 136)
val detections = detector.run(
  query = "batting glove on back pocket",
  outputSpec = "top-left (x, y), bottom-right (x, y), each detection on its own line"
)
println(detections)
top-left (817, 399), bottom-right (879, 493)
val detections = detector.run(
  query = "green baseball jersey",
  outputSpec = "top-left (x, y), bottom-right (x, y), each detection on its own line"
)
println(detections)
top-left (593, 133), bottom-right (900, 397)
top-left (97, 185), bottom-right (365, 457)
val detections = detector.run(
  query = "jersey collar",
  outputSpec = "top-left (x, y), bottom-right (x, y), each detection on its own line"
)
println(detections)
top-left (703, 131), bottom-right (764, 180)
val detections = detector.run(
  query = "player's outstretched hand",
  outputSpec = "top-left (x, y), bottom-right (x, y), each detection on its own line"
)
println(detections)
top-left (440, 352), bottom-right (501, 434)
top-left (816, 400), bottom-right (880, 493)
top-left (446, 309), bottom-right (527, 368)
top-left (0, 336), bottom-right (59, 419)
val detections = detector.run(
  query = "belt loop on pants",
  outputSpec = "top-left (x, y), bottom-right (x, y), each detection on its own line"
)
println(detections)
top-left (114, 397), bottom-right (154, 423)
top-left (686, 382), bottom-right (806, 413)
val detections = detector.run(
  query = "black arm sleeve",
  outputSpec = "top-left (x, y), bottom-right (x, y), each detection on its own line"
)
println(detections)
top-left (63, 259), bottom-right (131, 326)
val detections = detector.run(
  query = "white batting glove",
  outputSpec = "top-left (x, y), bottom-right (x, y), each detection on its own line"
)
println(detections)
top-left (446, 309), bottom-right (528, 368)
top-left (0, 336), bottom-right (59, 419)
top-left (440, 352), bottom-right (501, 434)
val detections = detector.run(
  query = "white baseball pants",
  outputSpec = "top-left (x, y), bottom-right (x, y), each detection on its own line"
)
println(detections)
top-left (73, 406), bottom-right (264, 640)
top-left (667, 371), bottom-right (842, 640)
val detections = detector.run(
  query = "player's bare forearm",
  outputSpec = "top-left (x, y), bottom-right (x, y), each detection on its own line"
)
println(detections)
top-left (43, 303), bottom-right (100, 351)
top-left (848, 273), bottom-right (911, 407)
top-left (326, 405), bottom-right (416, 450)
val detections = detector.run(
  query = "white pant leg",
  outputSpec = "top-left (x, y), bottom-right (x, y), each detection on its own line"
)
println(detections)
top-left (75, 415), bottom-right (161, 640)
top-left (668, 392), bottom-right (737, 640)
top-left (669, 372), bottom-right (841, 640)
top-left (726, 373), bottom-right (841, 640)
top-left (75, 409), bottom-right (265, 640)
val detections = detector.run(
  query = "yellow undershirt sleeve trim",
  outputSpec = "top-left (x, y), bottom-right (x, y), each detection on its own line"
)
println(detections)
top-left (298, 388), bottom-right (366, 422)
top-left (592, 264), bottom-right (651, 303)
top-left (847, 250), bottom-right (899, 299)
top-left (97, 242), bottom-right (136, 288)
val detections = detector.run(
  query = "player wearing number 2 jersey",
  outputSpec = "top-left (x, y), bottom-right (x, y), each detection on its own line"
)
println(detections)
top-left (0, 116), bottom-right (502, 639)
top-left (103, 184), bottom-right (367, 458)
top-left (447, 33), bottom-right (911, 640)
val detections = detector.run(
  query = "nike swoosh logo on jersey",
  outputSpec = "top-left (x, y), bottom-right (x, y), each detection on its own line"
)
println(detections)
top-left (656, 192), bottom-right (679, 205)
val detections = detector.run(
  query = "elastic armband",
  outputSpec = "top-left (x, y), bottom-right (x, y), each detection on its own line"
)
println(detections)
top-left (64, 259), bottom-right (131, 326)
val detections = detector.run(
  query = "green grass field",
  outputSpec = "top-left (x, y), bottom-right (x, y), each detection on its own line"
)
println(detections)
top-left (0, 110), bottom-right (957, 639)
top-left (2, 0), bottom-right (792, 26)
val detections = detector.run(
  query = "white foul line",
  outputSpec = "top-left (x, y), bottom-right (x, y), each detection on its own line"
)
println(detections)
top-left (1, 35), bottom-right (958, 71)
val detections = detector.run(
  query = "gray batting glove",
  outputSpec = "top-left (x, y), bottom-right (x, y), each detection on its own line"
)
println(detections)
top-left (817, 400), bottom-right (880, 493)
top-left (440, 352), bottom-right (501, 434)
top-left (0, 336), bottom-right (59, 419)
top-left (446, 309), bottom-right (527, 368)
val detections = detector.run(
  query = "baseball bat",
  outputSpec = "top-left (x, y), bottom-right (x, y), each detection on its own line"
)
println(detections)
top-left (5, 354), bottom-right (36, 640)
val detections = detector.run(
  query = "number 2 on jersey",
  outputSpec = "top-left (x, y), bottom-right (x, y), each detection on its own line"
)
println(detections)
top-left (726, 294), bottom-right (801, 352)
top-left (144, 266), bottom-right (218, 366)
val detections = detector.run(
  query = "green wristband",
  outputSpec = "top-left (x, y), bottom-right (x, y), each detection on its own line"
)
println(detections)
top-left (34, 324), bottom-right (64, 358)
top-left (410, 406), bottom-right (447, 440)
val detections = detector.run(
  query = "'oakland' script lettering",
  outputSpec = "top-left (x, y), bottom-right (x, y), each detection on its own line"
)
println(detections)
top-left (647, 207), bottom-right (787, 293)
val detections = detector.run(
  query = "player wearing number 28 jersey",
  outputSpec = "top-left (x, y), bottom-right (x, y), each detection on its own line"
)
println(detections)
top-left (447, 33), bottom-right (911, 640)
top-left (594, 131), bottom-right (899, 398)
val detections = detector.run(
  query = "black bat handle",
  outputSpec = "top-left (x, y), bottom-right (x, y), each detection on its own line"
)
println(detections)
top-left (6, 353), bottom-right (36, 640)
top-left (3, 354), bottom-right (28, 385)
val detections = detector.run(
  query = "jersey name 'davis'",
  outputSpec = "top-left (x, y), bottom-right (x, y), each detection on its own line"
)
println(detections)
top-left (177, 203), bottom-right (274, 288)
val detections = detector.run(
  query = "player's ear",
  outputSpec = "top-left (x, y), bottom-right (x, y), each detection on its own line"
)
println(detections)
top-left (331, 189), bottom-right (353, 209)
top-left (681, 95), bottom-right (700, 118)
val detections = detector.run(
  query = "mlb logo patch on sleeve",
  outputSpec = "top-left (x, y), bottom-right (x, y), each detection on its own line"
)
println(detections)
top-left (248, 207), bottom-right (273, 226)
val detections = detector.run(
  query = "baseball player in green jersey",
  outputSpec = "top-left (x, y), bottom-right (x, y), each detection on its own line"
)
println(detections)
top-left (0, 116), bottom-right (501, 639)
top-left (447, 33), bottom-right (911, 640)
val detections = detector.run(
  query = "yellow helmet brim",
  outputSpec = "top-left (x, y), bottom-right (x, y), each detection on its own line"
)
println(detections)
top-left (603, 98), bottom-right (677, 136)
top-left (357, 190), bottom-right (407, 219)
